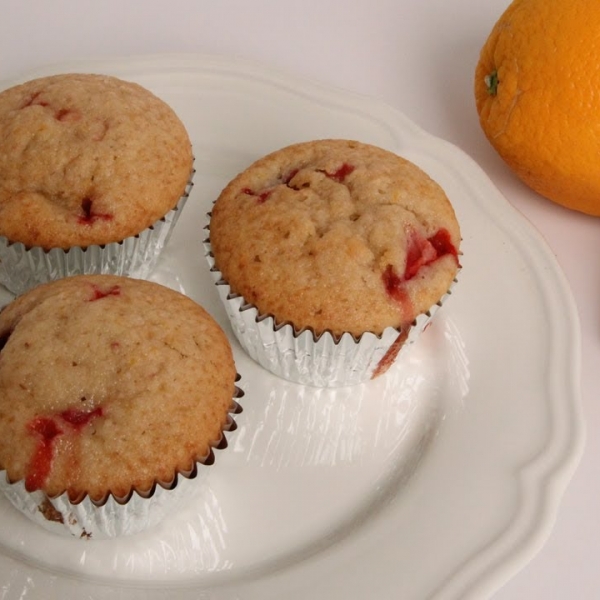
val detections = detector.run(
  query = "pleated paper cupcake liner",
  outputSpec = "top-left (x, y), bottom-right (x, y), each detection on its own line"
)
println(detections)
top-left (0, 382), bottom-right (244, 540)
top-left (0, 174), bottom-right (194, 296)
top-left (204, 232), bottom-right (458, 387)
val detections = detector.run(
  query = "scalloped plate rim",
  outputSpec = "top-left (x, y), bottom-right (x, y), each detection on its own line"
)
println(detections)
top-left (0, 53), bottom-right (585, 600)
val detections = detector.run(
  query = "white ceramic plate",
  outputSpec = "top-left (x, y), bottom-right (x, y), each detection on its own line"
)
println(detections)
top-left (0, 55), bottom-right (584, 600)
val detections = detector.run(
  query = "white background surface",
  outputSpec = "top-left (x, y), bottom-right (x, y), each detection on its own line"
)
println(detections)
top-left (0, 1), bottom-right (596, 598)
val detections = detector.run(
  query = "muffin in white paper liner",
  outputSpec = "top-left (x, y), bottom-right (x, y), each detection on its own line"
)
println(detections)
top-left (0, 175), bottom-right (194, 296)
top-left (0, 393), bottom-right (243, 540)
top-left (204, 140), bottom-right (463, 387)
top-left (205, 236), bottom-right (458, 387)
top-left (0, 471), bottom-right (196, 539)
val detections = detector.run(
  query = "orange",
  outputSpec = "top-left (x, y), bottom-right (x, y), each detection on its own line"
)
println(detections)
top-left (475, 0), bottom-right (600, 216)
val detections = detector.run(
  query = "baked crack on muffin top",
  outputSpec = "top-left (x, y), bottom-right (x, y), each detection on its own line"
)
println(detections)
top-left (0, 73), bottom-right (193, 249)
top-left (209, 139), bottom-right (461, 337)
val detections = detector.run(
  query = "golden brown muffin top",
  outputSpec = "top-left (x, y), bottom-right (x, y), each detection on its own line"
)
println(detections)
top-left (0, 73), bottom-right (193, 249)
top-left (209, 139), bottom-right (461, 337)
top-left (0, 275), bottom-right (236, 502)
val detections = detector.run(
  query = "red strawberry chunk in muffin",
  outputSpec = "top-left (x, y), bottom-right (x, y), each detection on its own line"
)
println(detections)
top-left (210, 139), bottom-right (461, 340)
top-left (283, 169), bottom-right (299, 185)
top-left (25, 408), bottom-right (104, 491)
top-left (242, 164), bottom-right (355, 203)
top-left (20, 91), bottom-right (80, 122)
top-left (428, 228), bottom-right (459, 259)
top-left (25, 417), bottom-right (63, 492)
top-left (89, 284), bottom-right (121, 301)
top-left (78, 197), bottom-right (113, 225)
top-left (241, 188), bottom-right (272, 203)
top-left (382, 264), bottom-right (406, 304)
top-left (383, 226), bottom-right (458, 305)
top-left (404, 225), bottom-right (458, 281)
top-left (404, 226), bottom-right (440, 280)
top-left (54, 108), bottom-right (81, 122)
top-left (20, 91), bottom-right (49, 109)
top-left (320, 162), bottom-right (355, 182)
top-left (60, 407), bottom-right (104, 430)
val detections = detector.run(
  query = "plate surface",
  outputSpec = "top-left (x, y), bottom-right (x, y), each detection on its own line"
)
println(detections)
top-left (0, 54), bottom-right (584, 600)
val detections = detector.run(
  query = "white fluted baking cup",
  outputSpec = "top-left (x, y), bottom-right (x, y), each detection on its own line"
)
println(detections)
top-left (204, 236), bottom-right (458, 387)
top-left (0, 175), bottom-right (194, 296)
top-left (0, 388), bottom-right (244, 540)
top-left (0, 471), bottom-right (199, 540)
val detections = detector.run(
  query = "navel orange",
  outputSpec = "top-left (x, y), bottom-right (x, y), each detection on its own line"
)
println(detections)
top-left (475, 0), bottom-right (600, 216)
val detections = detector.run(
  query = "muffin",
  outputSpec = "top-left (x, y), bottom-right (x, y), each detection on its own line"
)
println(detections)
top-left (0, 275), bottom-right (243, 538)
top-left (206, 139), bottom-right (461, 387)
top-left (0, 73), bottom-right (194, 295)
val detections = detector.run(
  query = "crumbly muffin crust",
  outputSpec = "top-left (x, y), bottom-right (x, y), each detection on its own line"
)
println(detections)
top-left (0, 73), bottom-right (193, 249)
top-left (209, 139), bottom-right (461, 337)
top-left (0, 275), bottom-right (236, 502)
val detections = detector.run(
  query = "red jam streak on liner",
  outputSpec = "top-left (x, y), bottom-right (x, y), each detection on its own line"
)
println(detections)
top-left (376, 231), bottom-right (458, 378)
top-left (25, 408), bottom-right (104, 491)
top-left (78, 197), bottom-right (113, 225)
top-left (371, 328), bottom-right (410, 380)
top-left (89, 284), bottom-right (121, 301)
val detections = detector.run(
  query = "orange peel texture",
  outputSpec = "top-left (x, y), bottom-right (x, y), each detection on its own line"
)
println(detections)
top-left (475, 0), bottom-right (600, 216)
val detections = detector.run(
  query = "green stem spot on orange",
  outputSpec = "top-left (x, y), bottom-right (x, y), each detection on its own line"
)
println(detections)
top-left (485, 70), bottom-right (499, 96)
